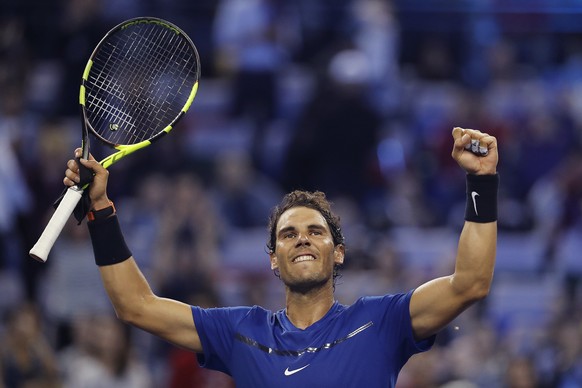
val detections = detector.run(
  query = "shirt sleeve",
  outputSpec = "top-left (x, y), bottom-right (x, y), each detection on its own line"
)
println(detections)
top-left (191, 305), bottom-right (252, 375)
top-left (361, 290), bottom-right (435, 366)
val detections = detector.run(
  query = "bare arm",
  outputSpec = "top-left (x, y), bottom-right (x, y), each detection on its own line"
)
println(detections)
top-left (97, 258), bottom-right (202, 352)
top-left (410, 127), bottom-right (498, 340)
top-left (65, 149), bottom-right (203, 352)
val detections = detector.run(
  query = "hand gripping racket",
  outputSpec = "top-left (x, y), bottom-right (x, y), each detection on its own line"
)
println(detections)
top-left (30, 17), bottom-right (200, 262)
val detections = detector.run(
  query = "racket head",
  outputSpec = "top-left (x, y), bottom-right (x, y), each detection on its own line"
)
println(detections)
top-left (79, 17), bottom-right (200, 149)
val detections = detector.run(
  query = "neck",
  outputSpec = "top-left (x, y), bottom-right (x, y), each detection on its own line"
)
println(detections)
top-left (284, 283), bottom-right (335, 330)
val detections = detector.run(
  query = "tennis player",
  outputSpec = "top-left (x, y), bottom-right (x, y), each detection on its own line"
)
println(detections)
top-left (63, 127), bottom-right (498, 387)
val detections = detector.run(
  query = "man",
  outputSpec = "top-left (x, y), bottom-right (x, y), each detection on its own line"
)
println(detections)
top-left (63, 127), bottom-right (498, 387)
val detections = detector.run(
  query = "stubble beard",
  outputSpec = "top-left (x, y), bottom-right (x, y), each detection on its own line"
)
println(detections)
top-left (281, 271), bottom-right (332, 295)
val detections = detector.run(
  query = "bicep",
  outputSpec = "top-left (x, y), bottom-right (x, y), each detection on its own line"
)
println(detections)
top-left (411, 222), bottom-right (496, 340)
top-left (98, 259), bottom-right (204, 352)
top-left (131, 295), bottom-right (203, 352)
top-left (409, 276), bottom-right (473, 340)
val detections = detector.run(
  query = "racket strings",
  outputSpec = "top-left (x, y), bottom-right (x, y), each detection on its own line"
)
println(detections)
top-left (84, 21), bottom-right (199, 145)
top-left (95, 29), bottom-right (192, 134)
top-left (92, 29), bottom-right (192, 142)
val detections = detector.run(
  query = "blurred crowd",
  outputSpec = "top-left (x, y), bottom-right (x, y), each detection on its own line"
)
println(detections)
top-left (1, 0), bottom-right (582, 387)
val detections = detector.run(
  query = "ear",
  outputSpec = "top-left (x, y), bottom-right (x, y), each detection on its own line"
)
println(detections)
top-left (334, 245), bottom-right (345, 265)
top-left (269, 252), bottom-right (279, 271)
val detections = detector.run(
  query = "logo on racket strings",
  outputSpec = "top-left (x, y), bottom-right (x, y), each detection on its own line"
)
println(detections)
top-left (109, 123), bottom-right (119, 131)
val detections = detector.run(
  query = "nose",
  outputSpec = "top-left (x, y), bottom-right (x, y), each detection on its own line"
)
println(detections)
top-left (295, 232), bottom-right (310, 246)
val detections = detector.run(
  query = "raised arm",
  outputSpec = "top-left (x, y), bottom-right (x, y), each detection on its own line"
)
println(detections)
top-left (409, 127), bottom-right (498, 340)
top-left (64, 149), bottom-right (203, 352)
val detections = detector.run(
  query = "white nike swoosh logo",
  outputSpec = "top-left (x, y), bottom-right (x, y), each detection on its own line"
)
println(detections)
top-left (284, 364), bottom-right (310, 376)
top-left (471, 191), bottom-right (479, 215)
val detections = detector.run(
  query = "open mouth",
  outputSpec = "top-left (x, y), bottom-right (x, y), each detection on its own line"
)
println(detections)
top-left (293, 254), bottom-right (316, 263)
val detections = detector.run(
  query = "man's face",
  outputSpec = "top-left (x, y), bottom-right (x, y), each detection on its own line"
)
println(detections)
top-left (270, 206), bottom-right (344, 292)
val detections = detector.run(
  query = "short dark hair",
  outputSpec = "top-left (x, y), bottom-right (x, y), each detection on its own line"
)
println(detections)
top-left (266, 190), bottom-right (345, 254)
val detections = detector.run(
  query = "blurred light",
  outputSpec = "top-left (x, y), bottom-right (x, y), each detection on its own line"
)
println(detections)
top-left (328, 49), bottom-right (371, 85)
top-left (377, 137), bottom-right (405, 177)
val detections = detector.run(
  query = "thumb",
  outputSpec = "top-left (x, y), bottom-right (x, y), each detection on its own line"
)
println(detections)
top-left (451, 127), bottom-right (470, 157)
top-left (79, 157), bottom-right (105, 175)
top-left (74, 148), bottom-right (97, 162)
top-left (452, 127), bottom-right (464, 141)
top-left (78, 156), bottom-right (109, 204)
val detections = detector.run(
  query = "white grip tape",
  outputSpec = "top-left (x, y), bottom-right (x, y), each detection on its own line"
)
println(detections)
top-left (29, 187), bottom-right (84, 262)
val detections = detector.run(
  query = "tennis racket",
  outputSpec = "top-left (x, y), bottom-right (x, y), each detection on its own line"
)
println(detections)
top-left (29, 17), bottom-right (200, 262)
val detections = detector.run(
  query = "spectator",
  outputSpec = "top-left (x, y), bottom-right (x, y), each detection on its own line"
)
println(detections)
top-left (210, 149), bottom-right (283, 229)
top-left (59, 314), bottom-right (153, 388)
top-left (0, 303), bottom-right (60, 388)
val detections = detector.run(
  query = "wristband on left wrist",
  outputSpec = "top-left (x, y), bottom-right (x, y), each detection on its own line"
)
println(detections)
top-left (464, 174), bottom-right (499, 223)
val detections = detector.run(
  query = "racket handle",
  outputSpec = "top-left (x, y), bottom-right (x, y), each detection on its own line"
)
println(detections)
top-left (29, 187), bottom-right (84, 262)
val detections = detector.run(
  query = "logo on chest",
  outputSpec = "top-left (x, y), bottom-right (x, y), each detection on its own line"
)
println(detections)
top-left (235, 321), bottom-right (374, 357)
top-left (284, 364), bottom-right (310, 376)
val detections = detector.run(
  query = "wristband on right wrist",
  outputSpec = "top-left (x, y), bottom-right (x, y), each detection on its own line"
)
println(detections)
top-left (88, 214), bottom-right (132, 266)
top-left (464, 173), bottom-right (499, 223)
top-left (87, 201), bottom-right (116, 222)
